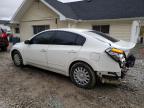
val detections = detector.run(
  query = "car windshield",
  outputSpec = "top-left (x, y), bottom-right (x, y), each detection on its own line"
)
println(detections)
top-left (84, 30), bottom-right (119, 42)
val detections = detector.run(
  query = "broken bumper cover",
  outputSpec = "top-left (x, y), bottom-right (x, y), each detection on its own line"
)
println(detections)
top-left (102, 54), bottom-right (136, 80)
top-left (125, 54), bottom-right (135, 68)
top-left (117, 54), bottom-right (135, 79)
top-left (121, 54), bottom-right (135, 78)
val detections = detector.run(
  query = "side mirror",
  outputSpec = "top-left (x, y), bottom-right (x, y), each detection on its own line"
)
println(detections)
top-left (24, 40), bottom-right (30, 44)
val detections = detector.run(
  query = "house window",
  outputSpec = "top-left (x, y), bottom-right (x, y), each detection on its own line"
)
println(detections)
top-left (15, 28), bottom-right (20, 34)
top-left (33, 25), bottom-right (50, 34)
top-left (140, 26), bottom-right (144, 36)
top-left (92, 25), bottom-right (110, 34)
top-left (35, 0), bottom-right (40, 2)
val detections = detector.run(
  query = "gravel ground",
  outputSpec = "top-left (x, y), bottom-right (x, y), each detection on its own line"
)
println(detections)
top-left (0, 45), bottom-right (144, 108)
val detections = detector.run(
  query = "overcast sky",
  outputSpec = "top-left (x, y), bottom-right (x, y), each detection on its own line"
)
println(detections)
top-left (0, 0), bottom-right (82, 20)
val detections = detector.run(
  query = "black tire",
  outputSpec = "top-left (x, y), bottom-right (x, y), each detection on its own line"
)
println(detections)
top-left (12, 51), bottom-right (23, 67)
top-left (70, 62), bottom-right (96, 89)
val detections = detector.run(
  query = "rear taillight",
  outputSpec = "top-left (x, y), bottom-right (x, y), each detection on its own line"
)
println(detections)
top-left (105, 48), bottom-right (126, 68)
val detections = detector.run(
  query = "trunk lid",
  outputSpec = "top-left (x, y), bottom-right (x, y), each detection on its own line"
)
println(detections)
top-left (111, 40), bottom-right (136, 55)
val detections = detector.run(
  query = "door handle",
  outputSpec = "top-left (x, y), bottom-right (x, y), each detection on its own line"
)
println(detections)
top-left (40, 49), bottom-right (47, 52)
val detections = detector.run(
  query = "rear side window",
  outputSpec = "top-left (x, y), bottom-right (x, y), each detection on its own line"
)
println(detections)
top-left (76, 36), bottom-right (86, 46)
top-left (51, 31), bottom-right (85, 46)
top-left (30, 31), bottom-right (54, 44)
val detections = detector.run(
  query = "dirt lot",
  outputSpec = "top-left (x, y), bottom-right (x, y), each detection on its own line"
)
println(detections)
top-left (0, 45), bottom-right (144, 108)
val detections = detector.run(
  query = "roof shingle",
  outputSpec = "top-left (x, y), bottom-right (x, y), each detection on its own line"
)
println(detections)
top-left (44, 0), bottom-right (144, 20)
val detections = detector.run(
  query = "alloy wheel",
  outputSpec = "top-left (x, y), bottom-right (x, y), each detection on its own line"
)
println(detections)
top-left (73, 66), bottom-right (90, 86)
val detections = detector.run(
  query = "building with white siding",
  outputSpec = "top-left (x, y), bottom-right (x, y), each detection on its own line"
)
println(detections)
top-left (11, 0), bottom-right (144, 42)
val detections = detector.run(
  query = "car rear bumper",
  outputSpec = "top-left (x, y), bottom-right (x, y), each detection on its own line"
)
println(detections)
top-left (120, 54), bottom-right (135, 78)
top-left (99, 54), bottom-right (135, 83)
top-left (0, 44), bottom-right (8, 48)
top-left (0, 42), bottom-right (9, 47)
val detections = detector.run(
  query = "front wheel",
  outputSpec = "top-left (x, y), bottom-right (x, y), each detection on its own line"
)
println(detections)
top-left (70, 62), bottom-right (96, 89)
top-left (12, 51), bottom-right (23, 67)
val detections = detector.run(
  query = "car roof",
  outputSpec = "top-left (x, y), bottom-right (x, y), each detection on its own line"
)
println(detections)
top-left (46, 28), bottom-right (90, 34)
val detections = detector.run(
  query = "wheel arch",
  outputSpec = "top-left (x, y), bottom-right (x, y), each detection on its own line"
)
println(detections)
top-left (11, 49), bottom-right (20, 58)
top-left (68, 60), bottom-right (96, 76)
top-left (11, 49), bottom-right (26, 65)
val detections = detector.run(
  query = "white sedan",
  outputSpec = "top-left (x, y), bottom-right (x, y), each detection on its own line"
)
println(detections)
top-left (11, 28), bottom-right (136, 89)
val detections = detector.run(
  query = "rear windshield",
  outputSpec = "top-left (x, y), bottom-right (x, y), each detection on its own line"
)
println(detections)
top-left (84, 30), bottom-right (119, 42)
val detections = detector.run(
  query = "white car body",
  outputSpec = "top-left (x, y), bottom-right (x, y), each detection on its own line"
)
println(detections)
top-left (11, 28), bottom-right (136, 84)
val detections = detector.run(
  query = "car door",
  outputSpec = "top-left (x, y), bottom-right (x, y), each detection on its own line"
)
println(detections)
top-left (23, 31), bottom-right (54, 67)
top-left (47, 31), bottom-right (86, 74)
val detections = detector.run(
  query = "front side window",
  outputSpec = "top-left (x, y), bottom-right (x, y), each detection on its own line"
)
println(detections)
top-left (92, 25), bottom-right (110, 34)
top-left (51, 31), bottom-right (84, 45)
top-left (33, 25), bottom-right (50, 34)
top-left (30, 31), bottom-right (54, 44)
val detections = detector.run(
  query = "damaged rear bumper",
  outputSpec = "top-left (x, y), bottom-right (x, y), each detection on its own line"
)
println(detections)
top-left (100, 54), bottom-right (136, 84)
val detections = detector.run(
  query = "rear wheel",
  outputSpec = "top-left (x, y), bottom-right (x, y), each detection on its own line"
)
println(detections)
top-left (70, 62), bottom-right (96, 89)
top-left (12, 51), bottom-right (23, 67)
